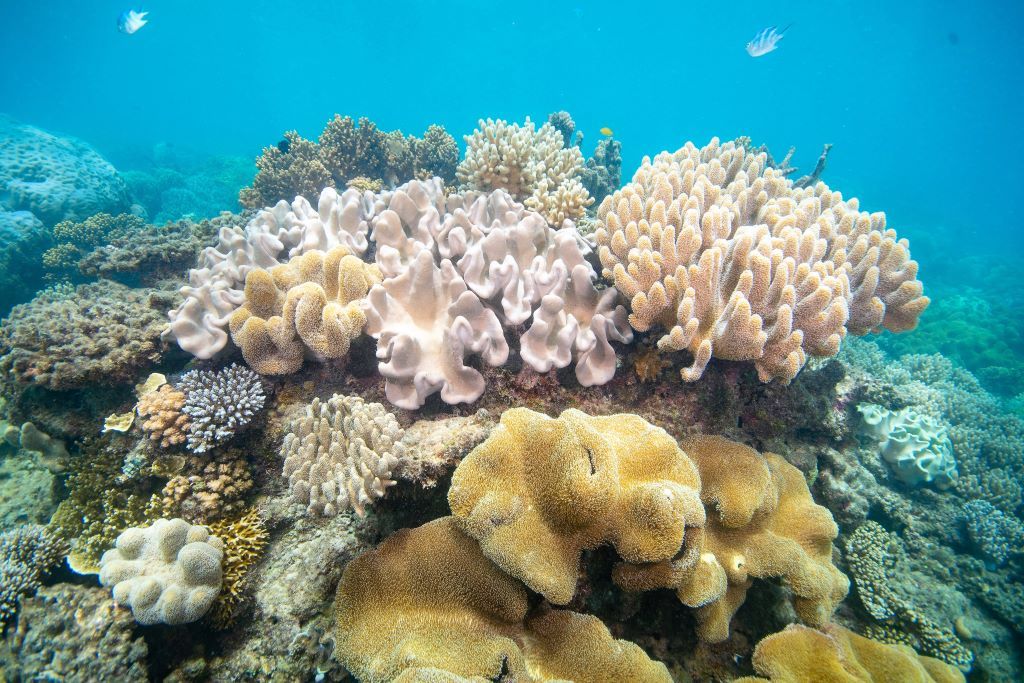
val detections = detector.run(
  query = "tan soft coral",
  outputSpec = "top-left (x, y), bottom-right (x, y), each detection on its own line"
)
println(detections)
top-left (334, 517), bottom-right (670, 683)
top-left (136, 385), bottom-right (189, 448)
top-left (229, 246), bottom-right (381, 374)
top-left (594, 137), bottom-right (928, 382)
top-left (447, 407), bottom-right (705, 605)
top-left (613, 435), bottom-right (849, 643)
top-left (735, 623), bottom-right (965, 683)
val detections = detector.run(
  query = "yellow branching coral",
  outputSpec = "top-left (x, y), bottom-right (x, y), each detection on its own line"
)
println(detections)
top-left (136, 384), bottom-right (189, 448)
top-left (735, 623), bottom-right (966, 683)
top-left (594, 137), bottom-right (929, 382)
top-left (206, 509), bottom-right (268, 628)
top-left (229, 247), bottom-right (381, 374)
top-left (448, 407), bottom-right (704, 605)
top-left (614, 436), bottom-right (849, 643)
top-left (334, 517), bottom-right (671, 683)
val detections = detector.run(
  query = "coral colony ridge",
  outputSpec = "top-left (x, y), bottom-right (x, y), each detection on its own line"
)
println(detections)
top-left (0, 109), bottom-right (1020, 683)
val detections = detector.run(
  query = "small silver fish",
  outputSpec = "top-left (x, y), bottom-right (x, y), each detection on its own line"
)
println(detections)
top-left (746, 24), bottom-right (791, 57)
top-left (118, 9), bottom-right (149, 35)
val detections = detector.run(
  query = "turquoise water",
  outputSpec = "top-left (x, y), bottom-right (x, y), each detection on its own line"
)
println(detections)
top-left (1, 2), bottom-right (1023, 680)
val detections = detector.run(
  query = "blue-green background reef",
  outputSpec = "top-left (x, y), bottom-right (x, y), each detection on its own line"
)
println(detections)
top-left (0, 1), bottom-right (1021, 681)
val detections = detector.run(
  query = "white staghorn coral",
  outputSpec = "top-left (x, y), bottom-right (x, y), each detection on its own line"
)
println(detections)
top-left (458, 117), bottom-right (592, 225)
top-left (280, 394), bottom-right (406, 516)
top-left (595, 137), bottom-right (929, 382)
top-left (177, 364), bottom-right (267, 453)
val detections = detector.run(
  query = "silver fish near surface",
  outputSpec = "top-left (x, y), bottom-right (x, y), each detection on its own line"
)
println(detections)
top-left (746, 24), bottom-right (791, 57)
top-left (117, 9), bottom-right (149, 35)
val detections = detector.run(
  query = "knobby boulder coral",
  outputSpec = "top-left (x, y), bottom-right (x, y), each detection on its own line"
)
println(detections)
top-left (594, 137), bottom-right (928, 383)
top-left (98, 518), bottom-right (224, 626)
top-left (281, 395), bottom-right (406, 517)
top-left (334, 516), bottom-right (671, 683)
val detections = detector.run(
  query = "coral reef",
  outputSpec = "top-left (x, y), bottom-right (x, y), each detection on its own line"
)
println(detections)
top-left (449, 407), bottom-right (704, 605)
top-left (0, 525), bottom-right (68, 625)
top-left (335, 517), bottom-right (671, 683)
top-left (962, 500), bottom-right (1022, 568)
top-left (857, 403), bottom-right (957, 488)
top-left (154, 451), bottom-right (254, 524)
top-left (0, 280), bottom-right (173, 390)
top-left (99, 518), bottom-right (225, 625)
top-left (281, 394), bottom-right (406, 517)
top-left (735, 623), bottom-right (965, 683)
top-left (42, 212), bottom-right (145, 281)
top-left (229, 247), bottom-right (381, 374)
top-left (137, 384), bottom-right (190, 448)
top-left (206, 509), bottom-right (268, 627)
top-left (594, 137), bottom-right (928, 382)
top-left (581, 136), bottom-right (623, 207)
top-left (178, 364), bottom-right (266, 452)
top-left (458, 116), bottom-right (593, 225)
top-left (615, 435), bottom-right (848, 643)
top-left (0, 210), bottom-right (50, 317)
top-left (239, 115), bottom-right (458, 208)
top-left (0, 584), bottom-right (149, 681)
top-left (2, 420), bottom-right (69, 472)
top-left (0, 114), bottom-right (130, 225)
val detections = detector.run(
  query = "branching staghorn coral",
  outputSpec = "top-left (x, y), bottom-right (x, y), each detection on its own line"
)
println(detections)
top-left (239, 116), bottom-right (458, 208)
top-left (448, 407), bottom-right (705, 605)
top-left (229, 247), bottom-right (381, 374)
top-left (178, 364), bottom-right (266, 452)
top-left (0, 524), bottom-right (68, 625)
top-left (334, 516), bottom-right (671, 683)
top-left (594, 137), bottom-right (929, 383)
top-left (281, 394), bottom-right (406, 517)
top-left (458, 117), bottom-right (593, 225)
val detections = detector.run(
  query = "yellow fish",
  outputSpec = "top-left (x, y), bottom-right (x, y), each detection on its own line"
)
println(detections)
top-left (599, 127), bottom-right (614, 136)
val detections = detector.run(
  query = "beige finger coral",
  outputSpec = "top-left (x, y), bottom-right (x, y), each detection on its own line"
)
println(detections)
top-left (735, 623), bottom-right (966, 683)
top-left (594, 137), bottom-right (929, 382)
top-left (447, 407), bottom-right (705, 605)
top-left (334, 516), bottom-right (671, 683)
top-left (228, 247), bottom-right (381, 374)
top-left (613, 435), bottom-right (849, 643)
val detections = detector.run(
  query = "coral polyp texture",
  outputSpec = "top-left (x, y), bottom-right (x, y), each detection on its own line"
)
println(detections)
top-left (735, 623), bottom-right (966, 683)
top-left (334, 517), bottom-right (671, 683)
top-left (0, 524), bottom-right (69, 625)
top-left (136, 384), bottom-right (189, 448)
top-left (594, 137), bottom-right (929, 382)
top-left (458, 116), bottom-right (594, 225)
top-left (281, 394), bottom-right (406, 517)
top-left (613, 435), bottom-right (849, 643)
top-left (229, 247), bottom-right (381, 374)
top-left (239, 115), bottom-right (458, 208)
top-left (857, 403), bottom-right (957, 488)
top-left (98, 518), bottom-right (224, 626)
top-left (0, 280), bottom-right (171, 389)
top-left (448, 407), bottom-right (705, 605)
top-left (177, 364), bottom-right (267, 452)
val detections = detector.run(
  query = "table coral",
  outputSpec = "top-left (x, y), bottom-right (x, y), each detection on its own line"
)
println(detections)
top-left (614, 436), bottom-right (849, 643)
top-left (448, 407), bottom-right (705, 605)
top-left (99, 517), bottom-right (224, 625)
top-left (229, 248), bottom-right (381, 374)
top-left (281, 394), bottom-right (406, 517)
top-left (735, 623), bottom-right (966, 683)
top-left (594, 137), bottom-right (928, 383)
top-left (0, 280), bottom-right (171, 390)
top-left (334, 516), bottom-right (671, 683)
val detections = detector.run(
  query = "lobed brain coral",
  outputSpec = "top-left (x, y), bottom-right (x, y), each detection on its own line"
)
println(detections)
top-left (615, 435), bottom-right (849, 643)
top-left (594, 137), bottom-right (929, 383)
top-left (448, 407), bottom-right (704, 605)
top-left (735, 623), bottom-right (966, 683)
top-left (229, 247), bottom-right (381, 374)
top-left (334, 516), bottom-right (671, 683)
top-left (98, 518), bottom-right (224, 625)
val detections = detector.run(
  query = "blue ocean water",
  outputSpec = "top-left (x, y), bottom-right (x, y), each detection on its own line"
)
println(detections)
top-left (3, 0), bottom-right (1022, 252)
